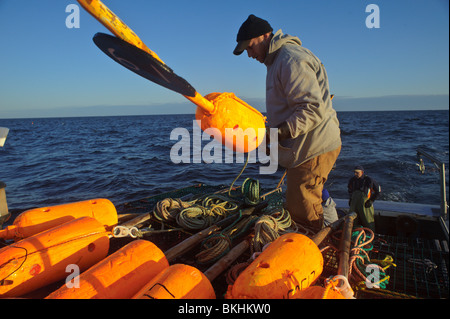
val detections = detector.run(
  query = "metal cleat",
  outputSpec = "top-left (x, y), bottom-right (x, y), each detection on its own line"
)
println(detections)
top-left (112, 225), bottom-right (140, 238)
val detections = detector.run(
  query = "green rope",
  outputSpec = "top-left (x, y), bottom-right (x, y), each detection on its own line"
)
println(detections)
top-left (241, 178), bottom-right (260, 205)
top-left (195, 211), bottom-right (259, 264)
top-left (174, 193), bottom-right (241, 230)
top-left (351, 229), bottom-right (390, 289)
top-left (153, 198), bottom-right (195, 222)
top-left (352, 230), bottom-right (374, 251)
top-left (151, 150), bottom-right (291, 264)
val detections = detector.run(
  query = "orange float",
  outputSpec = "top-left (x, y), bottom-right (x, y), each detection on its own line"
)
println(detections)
top-left (46, 239), bottom-right (169, 299)
top-left (134, 264), bottom-right (215, 299)
top-left (0, 198), bottom-right (118, 241)
top-left (225, 233), bottom-right (323, 299)
top-left (0, 217), bottom-right (110, 298)
top-left (196, 93), bottom-right (266, 153)
top-left (292, 285), bottom-right (345, 299)
top-left (78, 0), bottom-right (266, 153)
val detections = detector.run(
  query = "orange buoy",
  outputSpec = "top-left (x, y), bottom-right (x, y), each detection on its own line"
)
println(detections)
top-left (46, 239), bottom-right (169, 299)
top-left (0, 217), bottom-right (110, 298)
top-left (0, 198), bottom-right (118, 241)
top-left (292, 285), bottom-right (346, 299)
top-left (225, 233), bottom-right (323, 299)
top-left (134, 264), bottom-right (215, 299)
top-left (78, 0), bottom-right (265, 153)
top-left (78, 0), bottom-right (266, 154)
top-left (196, 92), bottom-right (266, 153)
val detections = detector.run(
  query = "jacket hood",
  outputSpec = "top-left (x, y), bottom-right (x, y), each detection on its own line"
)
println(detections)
top-left (264, 29), bottom-right (302, 66)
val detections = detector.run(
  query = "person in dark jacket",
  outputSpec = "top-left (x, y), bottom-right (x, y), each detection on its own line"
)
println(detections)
top-left (348, 165), bottom-right (381, 231)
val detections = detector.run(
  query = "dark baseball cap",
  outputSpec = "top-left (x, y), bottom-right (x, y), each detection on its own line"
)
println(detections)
top-left (233, 14), bottom-right (273, 55)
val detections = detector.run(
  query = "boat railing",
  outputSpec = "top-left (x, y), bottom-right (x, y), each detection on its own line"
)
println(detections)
top-left (416, 147), bottom-right (448, 221)
top-left (1, 127), bottom-right (10, 227)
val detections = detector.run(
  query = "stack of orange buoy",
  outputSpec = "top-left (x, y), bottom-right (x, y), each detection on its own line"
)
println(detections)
top-left (0, 199), bottom-right (118, 298)
top-left (1, 196), bottom-right (348, 299)
top-left (130, 233), bottom-right (335, 300)
top-left (0, 196), bottom-right (220, 299)
top-left (0, 216), bottom-right (110, 298)
top-left (0, 198), bottom-right (118, 241)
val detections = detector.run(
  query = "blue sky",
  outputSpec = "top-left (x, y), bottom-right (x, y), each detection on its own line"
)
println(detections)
top-left (0, 0), bottom-right (448, 118)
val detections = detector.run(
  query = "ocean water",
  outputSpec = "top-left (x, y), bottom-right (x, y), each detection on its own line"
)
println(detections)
top-left (0, 110), bottom-right (448, 212)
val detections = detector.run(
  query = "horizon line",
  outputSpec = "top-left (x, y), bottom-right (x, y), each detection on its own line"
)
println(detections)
top-left (1, 94), bottom-right (448, 119)
top-left (1, 108), bottom-right (448, 121)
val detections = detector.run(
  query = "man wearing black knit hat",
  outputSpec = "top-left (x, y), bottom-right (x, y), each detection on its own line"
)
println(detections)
top-left (233, 15), bottom-right (341, 230)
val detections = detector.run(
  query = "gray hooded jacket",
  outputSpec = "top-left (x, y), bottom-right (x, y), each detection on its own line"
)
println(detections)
top-left (264, 29), bottom-right (341, 168)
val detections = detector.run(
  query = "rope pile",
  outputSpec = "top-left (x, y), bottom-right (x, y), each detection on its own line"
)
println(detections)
top-left (240, 178), bottom-right (260, 205)
top-left (177, 194), bottom-right (240, 230)
top-left (251, 206), bottom-right (296, 253)
top-left (152, 175), bottom-right (262, 232)
top-left (153, 193), bottom-right (240, 230)
top-left (348, 227), bottom-right (394, 289)
top-left (196, 204), bottom-right (299, 265)
top-left (150, 153), bottom-right (296, 268)
top-left (196, 212), bottom-right (258, 264)
top-left (153, 198), bottom-right (194, 223)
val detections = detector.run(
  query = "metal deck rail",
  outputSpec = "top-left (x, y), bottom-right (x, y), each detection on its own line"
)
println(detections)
top-left (417, 147), bottom-right (448, 220)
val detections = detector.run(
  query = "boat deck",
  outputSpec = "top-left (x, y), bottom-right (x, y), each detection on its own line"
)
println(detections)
top-left (4, 184), bottom-right (448, 299)
top-left (331, 199), bottom-right (449, 298)
top-left (114, 185), bottom-right (449, 299)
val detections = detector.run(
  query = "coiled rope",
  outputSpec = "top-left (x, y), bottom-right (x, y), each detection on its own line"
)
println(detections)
top-left (195, 212), bottom-right (259, 264)
top-left (153, 198), bottom-right (194, 223)
top-left (241, 178), bottom-right (260, 205)
top-left (251, 206), bottom-right (296, 253)
top-left (177, 193), bottom-right (240, 230)
top-left (153, 192), bottom-right (241, 231)
top-left (347, 227), bottom-right (393, 290)
top-left (153, 152), bottom-right (259, 231)
top-left (152, 150), bottom-right (293, 267)
top-left (196, 204), bottom-right (299, 265)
